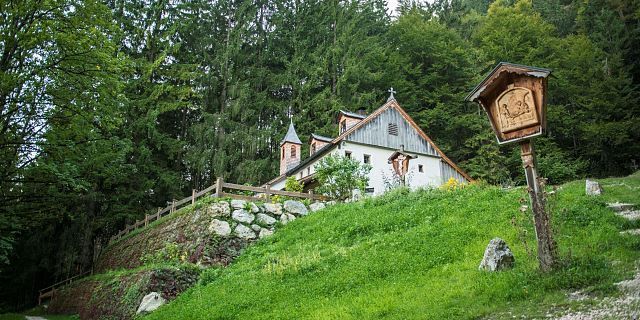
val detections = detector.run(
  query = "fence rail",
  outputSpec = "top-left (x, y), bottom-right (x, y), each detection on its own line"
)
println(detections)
top-left (108, 177), bottom-right (325, 244)
top-left (38, 270), bottom-right (91, 305)
top-left (39, 177), bottom-right (326, 305)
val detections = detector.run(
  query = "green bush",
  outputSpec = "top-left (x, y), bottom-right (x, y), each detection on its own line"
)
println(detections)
top-left (314, 155), bottom-right (372, 201)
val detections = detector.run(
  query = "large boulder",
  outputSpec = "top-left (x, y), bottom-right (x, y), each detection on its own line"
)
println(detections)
top-left (232, 209), bottom-right (255, 224)
top-left (208, 219), bottom-right (231, 237)
top-left (234, 224), bottom-right (256, 240)
top-left (230, 199), bottom-right (246, 210)
top-left (309, 202), bottom-right (326, 212)
top-left (136, 292), bottom-right (166, 314)
top-left (284, 200), bottom-right (308, 216)
top-left (280, 213), bottom-right (296, 225)
top-left (256, 213), bottom-right (277, 226)
top-left (259, 228), bottom-right (274, 239)
top-left (263, 203), bottom-right (283, 215)
top-left (478, 238), bottom-right (515, 271)
top-left (585, 179), bottom-right (603, 196)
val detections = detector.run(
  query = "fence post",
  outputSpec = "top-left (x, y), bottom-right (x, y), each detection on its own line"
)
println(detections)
top-left (156, 207), bottom-right (161, 220)
top-left (265, 184), bottom-right (271, 199)
top-left (144, 214), bottom-right (149, 227)
top-left (216, 177), bottom-right (224, 197)
top-left (192, 189), bottom-right (196, 204)
top-left (171, 199), bottom-right (176, 213)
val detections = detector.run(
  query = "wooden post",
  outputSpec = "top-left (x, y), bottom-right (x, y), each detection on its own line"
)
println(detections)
top-left (216, 177), bottom-right (224, 198)
top-left (520, 140), bottom-right (557, 272)
top-left (192, 189), bottom-right (196, 205)
top-left (156, 207), bottom-right (162, 220)
top-left (144, 214), bottom-right (149, 227)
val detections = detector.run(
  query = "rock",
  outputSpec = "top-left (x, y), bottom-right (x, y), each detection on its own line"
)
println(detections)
top-left (478, 238), bottom-right (515, 271)
top-left (251, 224), bottom-right (262, 232)
top-left (231, 209), bottom-right (255, 224)
top-left (280, 213), bottom-right (296, 225)
top-left (608, 202), bottom-right (636, 212)
top-left (326, 201), bottom-right (337, 206)
top-left (204, 202), bottom-right (230, 217)
top-left (230, 199), bottom-right (247, 209)
top-left (263, 203), bottom-right (283, 215)
top-left (586, 179), bottom-right (603, 196)
top-left (259, 228), bottom-right (274, 238)
top-left (208, 219), bottom-right (231, 237)
top-left (249, 202), bottom-right (260, 213)
top-left (136, 292), bottom-right (166, 314)
top-left (284, 200), bottom-right (308, 216)
top-left (309, 202), bottom-right (325, 212)
top-left (256, 213), bottom-right (277, 226)
top-left (234, 224), bottom-right (256, 239)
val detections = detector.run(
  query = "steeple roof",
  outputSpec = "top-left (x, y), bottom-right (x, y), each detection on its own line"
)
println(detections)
top-left (280, 120), bottom-right (302, 145)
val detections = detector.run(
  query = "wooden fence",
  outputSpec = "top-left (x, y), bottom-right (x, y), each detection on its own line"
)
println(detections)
top-left (108, 177), bottom-right (326, 244)
top-left (37, 177), bottom-right (325, 305)
top-left (38, 270), bottom-right (92, 305)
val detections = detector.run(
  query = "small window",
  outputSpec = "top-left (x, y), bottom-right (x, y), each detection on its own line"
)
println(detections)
top-left (418, 164), bottom-right (424, 173)
top-left (365, 187), bottom-right (375, 194)
top-left (363, 154), bottom-right (371, 164)
top-left (299, 172), bottom-right (303, 179)
top-left (340, 120), bottom-right (347, 133)
top-left (307, 167), bottom-right (310, 175)
top-left (311, 142), bottom-right (316, 154)
top-left (291, 145), bottom-right (296, 158)
top-left (388, 123), bottom-right (398, 135)
top-left (345, 151), bottom-right (352, 159)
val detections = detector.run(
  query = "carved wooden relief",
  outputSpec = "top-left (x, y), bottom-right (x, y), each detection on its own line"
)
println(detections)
top-left (494, 87), bottom-right (539, 133)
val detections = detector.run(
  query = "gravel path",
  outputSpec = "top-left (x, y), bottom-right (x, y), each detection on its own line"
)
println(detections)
top-left (554, 203), bottom-right (640, 319)
top-left (25, 317), bottom-right (48, 320)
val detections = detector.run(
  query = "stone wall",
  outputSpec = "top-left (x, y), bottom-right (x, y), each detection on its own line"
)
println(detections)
top-left (96, 198), bottom-right (326, 272)
top-left (49, 198), bottom-right (327, 319)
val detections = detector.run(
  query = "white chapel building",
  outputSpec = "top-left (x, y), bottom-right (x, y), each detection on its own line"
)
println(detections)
top-left (265, 93), bottom-right (471, 196)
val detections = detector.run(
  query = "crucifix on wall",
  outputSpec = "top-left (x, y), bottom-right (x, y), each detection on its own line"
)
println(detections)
top-left (388, 145), bottom-right (415, 185)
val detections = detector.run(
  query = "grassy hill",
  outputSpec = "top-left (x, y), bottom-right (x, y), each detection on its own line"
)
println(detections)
top-left (144, 174), bottom-right (640, 319)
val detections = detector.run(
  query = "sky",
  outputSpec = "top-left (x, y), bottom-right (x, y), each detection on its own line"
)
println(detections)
top-left (386, 0), bottom-right (400, 16)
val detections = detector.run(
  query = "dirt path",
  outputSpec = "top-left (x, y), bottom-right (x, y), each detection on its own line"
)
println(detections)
top-left (25, 316), bottom-right (48, 320)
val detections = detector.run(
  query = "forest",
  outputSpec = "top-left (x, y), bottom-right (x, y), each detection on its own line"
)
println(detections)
top-left (1, 0), bottom-right (639, 311)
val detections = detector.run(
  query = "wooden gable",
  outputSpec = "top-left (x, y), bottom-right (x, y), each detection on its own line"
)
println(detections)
top-left (344, 106), bottom-right (438, 157)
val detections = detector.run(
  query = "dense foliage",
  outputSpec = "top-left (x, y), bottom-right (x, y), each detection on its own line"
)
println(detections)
top-left (1, 0), bottom-right (638, 311)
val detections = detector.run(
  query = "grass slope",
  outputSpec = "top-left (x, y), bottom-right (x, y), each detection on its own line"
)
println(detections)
top-left (146, 173), bottom-right (640, 319)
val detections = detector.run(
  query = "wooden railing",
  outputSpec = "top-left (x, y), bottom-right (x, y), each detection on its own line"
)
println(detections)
top-left (38, 270), bottom-right (91, 305)
top-left (37, 177), bottom-right (326, 304)
top-left (108, 177), bottom-right (326, 244)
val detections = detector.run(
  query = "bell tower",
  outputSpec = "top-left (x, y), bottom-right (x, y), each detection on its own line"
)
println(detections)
top-left (280, 121), bottom-right (302, 175)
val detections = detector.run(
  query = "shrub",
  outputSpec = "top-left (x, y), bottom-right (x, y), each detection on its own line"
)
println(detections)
top-left (314, 155), bottom-right (371, 201)
top-left (284, 176), bottom-right (304, 193)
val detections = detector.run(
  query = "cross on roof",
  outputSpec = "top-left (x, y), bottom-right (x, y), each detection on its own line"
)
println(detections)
top-left (387, 87), bottom-right (396, 102)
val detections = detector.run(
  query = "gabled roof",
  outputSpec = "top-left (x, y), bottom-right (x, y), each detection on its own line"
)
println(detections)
top-left (337, 110), bottom-right (366, 121)
top-left (280, 121), bottom-right (302, 145)
top-left (265, 99), bottom-right (473, 186)
top-left (310, 133), bottom-right (333, 143)
top-left (331, 99), bottom-right (472, 182)
top-left (465, 62), bottom-right (552, 102)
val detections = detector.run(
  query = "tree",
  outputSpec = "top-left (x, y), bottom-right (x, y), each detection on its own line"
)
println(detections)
top-left (314, 155), bottom-right (371, 200)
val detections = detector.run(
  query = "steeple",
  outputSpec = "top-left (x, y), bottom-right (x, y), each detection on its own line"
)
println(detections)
top-left (279, 120), bottom-right (302, 175)
top-left (280, 120), bottom-right (302, 146)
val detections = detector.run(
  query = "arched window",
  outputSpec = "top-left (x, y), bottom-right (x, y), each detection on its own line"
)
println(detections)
top-left (290, 145), bottom-right (296, 158)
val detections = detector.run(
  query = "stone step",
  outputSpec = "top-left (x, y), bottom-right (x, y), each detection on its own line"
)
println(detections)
top-left (607, 202), bottom-right (636, 212)
top-left (615, 210), bottom-right (640, 221)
